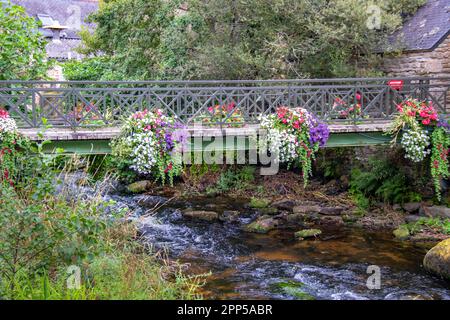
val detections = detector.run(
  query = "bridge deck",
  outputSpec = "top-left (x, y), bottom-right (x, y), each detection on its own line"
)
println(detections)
top-left (19, 121), bottom-right (392, 141)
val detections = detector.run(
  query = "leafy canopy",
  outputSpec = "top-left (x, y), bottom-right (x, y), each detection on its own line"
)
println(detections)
top-left (0, 1), bottom-right (48, 80)
top-left (65, 0), bottom-right (426, 80)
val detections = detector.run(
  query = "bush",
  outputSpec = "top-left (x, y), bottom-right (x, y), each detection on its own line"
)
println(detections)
top-left (349, 152), bottom-right (425, 206)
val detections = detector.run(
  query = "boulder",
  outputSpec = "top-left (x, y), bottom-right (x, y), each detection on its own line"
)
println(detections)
top-left (420, 206), bottom-right (450, 219)
top-left (318, 216), bottom-right (344, 228)
top-left (293, 205), bottom-right (321, 214)
top-left (249, 198), bottom-right (271, 209)
top-left (404, 215), bottom-right (421, 224)
top-left (244, 217), bottom-right (279, 233)
top-left (402, 202), bottom-right (421, 213)
top-left (295, 229), bottom-right (322, 239)
top-left (393, 226), bottom-right (410, 240)
top-left (257, 207), bottom-right (279, 215)
top-left (271, 199), bottom-right (300, 211)
top-left (423, 238), bottom-right (450, 280)
top-left (182, 210), bottom-right (219, 221)
top-left (219, 210), bottom-right (241, 223)
top-left (318, 206), bottom-right (345, 215)
top-left (127, 180), bottom-right (152, 193)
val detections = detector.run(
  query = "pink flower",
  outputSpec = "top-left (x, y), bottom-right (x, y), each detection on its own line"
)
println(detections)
top-left (422, 119), bottom-right (430, 125)
top-left (356, 93), bottom-right (361, 101)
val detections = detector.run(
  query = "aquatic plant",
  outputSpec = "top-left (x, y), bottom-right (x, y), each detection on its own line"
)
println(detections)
top-left (259, 106), bottom-right (329, 186)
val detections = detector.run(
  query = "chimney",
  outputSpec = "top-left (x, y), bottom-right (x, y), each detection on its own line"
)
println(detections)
top-left (43, 22), bottom-right (68, 42)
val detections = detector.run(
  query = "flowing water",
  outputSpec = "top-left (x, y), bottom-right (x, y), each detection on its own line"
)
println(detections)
top-left (108, 193), bottom-right (449, 300)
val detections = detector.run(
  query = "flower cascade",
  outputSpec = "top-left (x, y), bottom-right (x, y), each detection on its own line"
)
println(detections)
top-left (0, 110), bottom-right (20, 186)
top-left (259, 106), bottom-right (329, 186)
top-left (390, 99), bottom-right (449, 200)
top-left (112, 109), bottom-right (186, 185)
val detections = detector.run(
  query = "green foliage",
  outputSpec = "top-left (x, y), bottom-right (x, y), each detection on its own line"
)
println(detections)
top-left (350, 155), bottom-right (424, 205)
top-left (430, 127), bottom-right (450, 202)
top-left (207, 165), bottom-right (256, 194)
top-left (404, 217), bottom-right (450, 236)
top-left (0, 1), bottom-right (49, 80)
top-left (0, 131), bottom-right (203, 300)
top-left (66, 0), bottom-right (425, 80)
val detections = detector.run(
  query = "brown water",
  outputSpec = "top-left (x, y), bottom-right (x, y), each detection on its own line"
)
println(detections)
top-left (123, 195), bottom-right (450, 300)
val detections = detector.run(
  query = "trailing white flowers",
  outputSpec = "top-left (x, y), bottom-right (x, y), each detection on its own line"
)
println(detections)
top-left (111, 109), bottom-right (185, 185)
top-left (0, 110), bottom-right (17, 138)
top-left (400, 128), bottom-right (431, 162)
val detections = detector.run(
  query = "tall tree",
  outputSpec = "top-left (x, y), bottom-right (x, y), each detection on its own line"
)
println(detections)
top-left (0, 1), bottom-right (48, 80)
top-left (66, 0), bottom-right (426, 80)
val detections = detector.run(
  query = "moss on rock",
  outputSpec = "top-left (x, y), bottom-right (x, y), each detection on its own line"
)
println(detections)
top-left (423, 238), bottom-right (450, 280)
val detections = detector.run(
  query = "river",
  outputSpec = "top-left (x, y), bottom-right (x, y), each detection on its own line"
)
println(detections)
top-left (108, 193), bottom-right (450, 300)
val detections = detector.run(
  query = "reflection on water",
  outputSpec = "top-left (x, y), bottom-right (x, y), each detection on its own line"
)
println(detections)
top-left (124, 195), bottom-right (450, 300)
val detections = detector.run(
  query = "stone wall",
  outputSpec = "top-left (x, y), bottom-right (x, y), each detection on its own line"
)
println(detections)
top-left (382, 34), bottom-right (450, 77)
top-left (382, 34), bottom-right (450, 113)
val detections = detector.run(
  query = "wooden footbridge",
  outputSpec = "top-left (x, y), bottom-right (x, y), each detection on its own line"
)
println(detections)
top-left (1, 78), bottom-right (449, 154)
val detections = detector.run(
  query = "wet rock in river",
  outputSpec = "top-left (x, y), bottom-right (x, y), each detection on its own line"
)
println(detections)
top-left (244, 217), bottom-right (279, 233)
top-left (393, 226), bottom-right (410, 240)
top-left (271, 199), bottom-right (300, 211)
top-left (318, 216), bottom-right (344, 228)
top-left (295, 229), bottom-right (322, 240)
top-left (271, 281), bottom-right (314, 300)
top-left (127, 180), bottom-right (152, 193)
top-left (419, 206), bottom-right (450, 219)
top-left (249, 197), bottom-right (271, 209)
top-left (423, 238), bottom-right (450, 280)
top-left (292, 204), bottom-right (345, 216)
top-left (292, 204), bottom-right (321, 214)
top-left (257, 207), bottom-right (279, 215)
top-left (219, 210), bottom-right (241, 223)
top-left (404, 215), bottom-right (421, 224)
top-left (182, 210), bottom-right (219, 221)
top-left (402, 202), bottom-right (421, 213)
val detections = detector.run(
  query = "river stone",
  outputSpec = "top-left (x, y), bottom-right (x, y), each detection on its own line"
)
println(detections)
top-left (292, 205), bottom-right (321, 214)
top-left (249, 198), bottom-right (271, 209)
top-left (257, 207), bottom-right (279, 215)
top-left (404, 215), bottom-right (421, 224)
top-left (182, 210), bottom-right (219, 221)
top-left (318, 206), bottom-right (345, 215)
top-left (318, 216), bottom-right (344, 228)
top-left (402, 202), bottom-right (421, 213)
top-left (420, 206), bottom-right (450, 219)
top-left (393, 226), bottom-right (410, 240)
top-left (134, 195), bottom-right (168, 207)
top-left (295, 229), bottom-right (322, 239)
top-left (219, 210), bottom-right (241, 223)
top-left (271, 199), bottom-right (300, 211)
top-left (127, 180), bottom-right (152, 193)
top-left (244, 217), bottom-right (278, 233)
top-left (423, 238), bottom-right (450, 280)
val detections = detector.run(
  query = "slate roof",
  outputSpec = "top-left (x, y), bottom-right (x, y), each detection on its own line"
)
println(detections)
top-left (385, 0), bottom-right (450, 52)
top-left (10, 0), bottom-right (99, 60)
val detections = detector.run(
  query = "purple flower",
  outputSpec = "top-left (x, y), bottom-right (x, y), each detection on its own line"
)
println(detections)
top-left (309, 122), bottom-right (330, 147)
top-left (437, 119), bottom-right (450, 129)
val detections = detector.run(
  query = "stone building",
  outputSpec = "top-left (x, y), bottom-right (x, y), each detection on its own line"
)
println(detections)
top-left (382, 0), bottom-right (449, 78)
top-left (9, 0), bottom-right (99, 77)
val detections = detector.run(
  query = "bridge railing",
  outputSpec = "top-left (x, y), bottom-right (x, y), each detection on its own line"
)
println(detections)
top-left (0, 77), bottom-right (448, 128)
